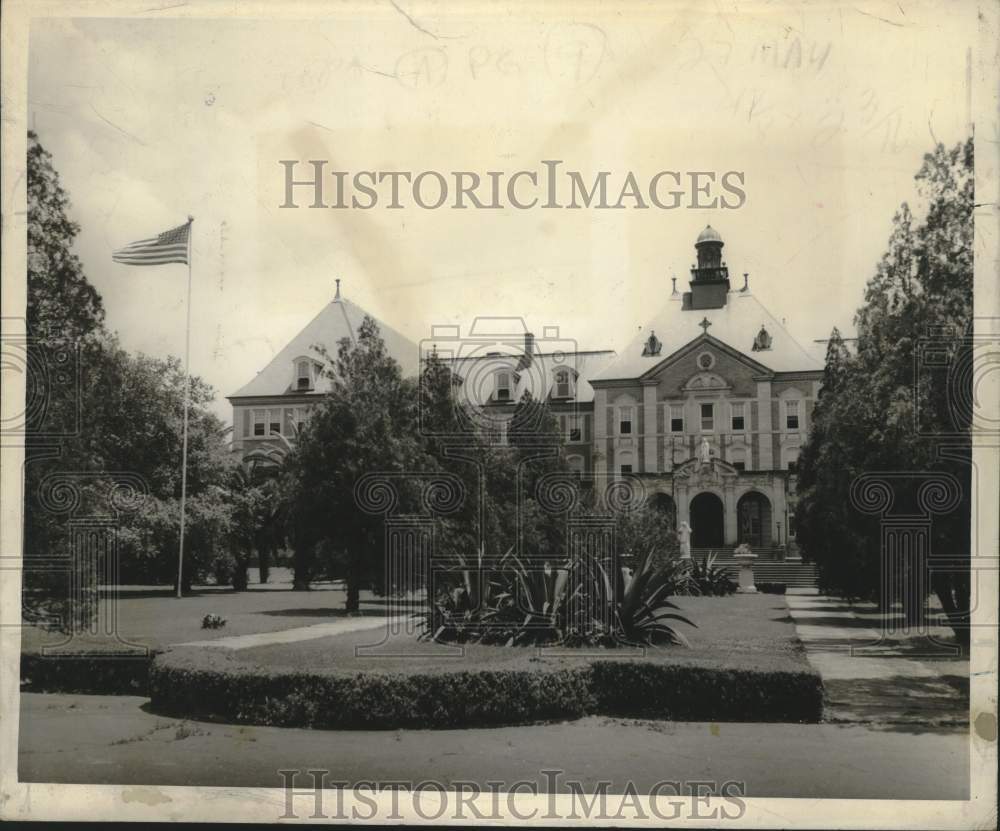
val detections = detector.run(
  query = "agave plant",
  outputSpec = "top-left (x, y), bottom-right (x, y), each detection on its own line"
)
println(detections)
top-left (418, 545), bottom-right (696, 648)
top-left (420, 545), bottom-right (525, 644)
top-left (562, 548), bottom-right (695, 647)
top-left (485, 548), bottom-right (572, 646)
top-left (688, 551), bottom-right (737, 596)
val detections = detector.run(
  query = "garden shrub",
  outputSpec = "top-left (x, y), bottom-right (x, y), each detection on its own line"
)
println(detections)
top-left (148, 645), bottom-right (822, 728)
top-left (21, 652), bottom-right (155, 695)
top-left (756, 582), bottom-right (787, 595)
top-left (149, 647), bottom-right (594, 729)
top-left (588, 660), bottom-right (822, 723)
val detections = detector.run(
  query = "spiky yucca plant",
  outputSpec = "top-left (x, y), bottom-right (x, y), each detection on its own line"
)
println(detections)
top-left (420, 546), bottom-right (695, 648)
top-left (688, 551), bottom-right (737, 596)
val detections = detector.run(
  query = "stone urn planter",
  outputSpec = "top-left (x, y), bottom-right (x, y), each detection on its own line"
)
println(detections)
top-left (732, 544), bottom-right (757, 593)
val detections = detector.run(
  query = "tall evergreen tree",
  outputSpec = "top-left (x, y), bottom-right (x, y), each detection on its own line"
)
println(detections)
top-left (286, 317), bottom-right (425, 609)
top-left (795, 138), bottom-right (973, 645)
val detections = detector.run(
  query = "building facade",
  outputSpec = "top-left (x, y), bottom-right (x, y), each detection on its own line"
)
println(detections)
top-left (586, 226), bottom-right (823, 554)
top-left (227, 280), bottom-right (420, 455)
top-left (229, 228), bottom-right (824, 557)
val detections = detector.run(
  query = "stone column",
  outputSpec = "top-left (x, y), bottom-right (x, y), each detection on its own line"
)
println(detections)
top-left (642, 381), bottom-right (658, 474)
top-left (676, 481), bottom-right (690, 528)
top-left (756, 380), bottom-right (773, 470)
top-left (593, 387), bottom-right (608, 480)
top-left (724, 482), bottom-right (738, 546)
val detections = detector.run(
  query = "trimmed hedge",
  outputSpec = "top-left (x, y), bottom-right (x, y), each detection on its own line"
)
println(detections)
top-left (148, 646), bottom-right (822, 729)
top-left (150, 648), bottom-right (594, 728)
top-left (589, 660), bottom-right (821, 723)
top-left (21, 651), bottom-right (156, 695)
top-left (756, 583), bottom-right (788, 595)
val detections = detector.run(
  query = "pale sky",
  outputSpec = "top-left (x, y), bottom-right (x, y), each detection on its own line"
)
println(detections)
top-left (27, 3), bottom-right (977, 422)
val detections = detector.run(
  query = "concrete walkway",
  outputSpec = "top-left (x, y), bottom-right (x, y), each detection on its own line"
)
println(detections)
top-left (176, 614), bottom-right (409, 650)
top-left (785, 592), bottom-right (969, 725)
top-left (18, 693), bottom-right (968, 800)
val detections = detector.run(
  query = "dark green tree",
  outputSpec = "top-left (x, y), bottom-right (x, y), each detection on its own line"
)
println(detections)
top-left (27, 131), bottom-right (105, 343)
top-left (286, 317), bottom-right (425, 610)
top-left (795, 138), bottom-right (973, 644)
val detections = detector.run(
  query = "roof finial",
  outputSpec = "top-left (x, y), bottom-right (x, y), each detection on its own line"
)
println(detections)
top-left (670, 275), bottom-right (678, 295)
top-left (335, 278), bottom-right (341, 301)
top-left (699, 317), bottom-right (712, 335)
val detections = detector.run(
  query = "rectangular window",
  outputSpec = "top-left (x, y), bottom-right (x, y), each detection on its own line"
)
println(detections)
top-left (731, 402), bottom-right (745, 431)
top-left (297, 360), bottom-right (311, 391)
top-left (619, 407), bottom-right (633, 435)
top-left (620, 464), bottom-right (632, 474)
top-left (253, 410), bottom-right (266, 437)
top-left (670, 404), bottom-right (684, 433)
top-left (269, 409), bottom-right (281, 436)
top-left (732, 461), bottom-right (746, 471)
top-left (295, 407), bottom-right (307, 433)
top-left (555, 370), bottom-right (573, 399)
top-left (568, 416), bottom-right (581, 443)
top-left (787, 460), bottom-right (798, 473)
top-left (496, 371), bottom-right (511, 401)
top-left (700, 402), bottom-right (714, 431)
top-left (786, 400), bottom-right (800, 430)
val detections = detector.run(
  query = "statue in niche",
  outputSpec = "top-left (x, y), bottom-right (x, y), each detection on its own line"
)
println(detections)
top-left (752, 325), bottom-right (772, 352)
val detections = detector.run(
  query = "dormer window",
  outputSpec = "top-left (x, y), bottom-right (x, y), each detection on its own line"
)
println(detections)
top-left (296, 359), bottom-right (313, 391)
top-left (553, 368), bottom-right (576, 399)
top-left (495, 370), bottom-right (512, 402)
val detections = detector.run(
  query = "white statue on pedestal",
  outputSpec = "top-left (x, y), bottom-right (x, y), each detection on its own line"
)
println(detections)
top-left (678, 521), bottom-right (692, 559)
top-left (700, 438), bottom-right (712, 465)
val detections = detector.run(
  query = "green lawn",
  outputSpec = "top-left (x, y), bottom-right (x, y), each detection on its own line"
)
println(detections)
top-left (236, 593), bottom-right (810, 675)
top-left (20, 583), bottom-right (393, 654)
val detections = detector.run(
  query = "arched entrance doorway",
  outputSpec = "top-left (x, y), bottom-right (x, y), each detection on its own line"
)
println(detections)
top-left (737, 491), bottom-right (773, 547)
top-left (689, 492), bottom-right (724, 548)
top-left (648, 492), bottom-right (676, 530)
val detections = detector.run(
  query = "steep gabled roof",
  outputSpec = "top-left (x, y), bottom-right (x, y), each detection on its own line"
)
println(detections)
top-left (228, 296), bottom-right (420, 399)
top-left (593, 291), bottom-right (823, 382)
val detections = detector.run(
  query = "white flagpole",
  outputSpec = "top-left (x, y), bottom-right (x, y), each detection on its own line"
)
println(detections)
top-left (177, 216), bottom-right (194, 598)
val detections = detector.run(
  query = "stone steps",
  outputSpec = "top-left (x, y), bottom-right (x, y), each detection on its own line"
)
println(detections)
top-left (687, 549), bottom-right (818, 588)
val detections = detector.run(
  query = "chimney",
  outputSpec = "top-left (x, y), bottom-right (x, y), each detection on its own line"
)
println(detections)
top-left (671, 276), bottom-right (678, 295)
top-left (523, 332), bottom-right (535, 367)
top-left (335, 278), bottom-right (341, 301)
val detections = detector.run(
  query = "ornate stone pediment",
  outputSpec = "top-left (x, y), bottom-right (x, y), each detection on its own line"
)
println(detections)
top-left (672, 457), bottom-right (739, 487)
top-left (681, 371), bottom-right (731, 393)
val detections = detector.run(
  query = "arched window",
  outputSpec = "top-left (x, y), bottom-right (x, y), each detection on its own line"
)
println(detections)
top-left (296, 359), bottom-right (312, 391)
top-left (618, 405), bottom-right (633, 435)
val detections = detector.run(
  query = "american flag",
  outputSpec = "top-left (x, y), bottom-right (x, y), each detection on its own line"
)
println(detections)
top-left (112, 220), bottom-right (191, 266)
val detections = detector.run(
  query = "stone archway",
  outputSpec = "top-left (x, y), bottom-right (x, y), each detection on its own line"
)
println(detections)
top-left (737, 491), bottom-right (773, 547)
top-left (649, 492), bottom-right (677, 530)
top-left (690, 492), bottom-right (724, 548)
